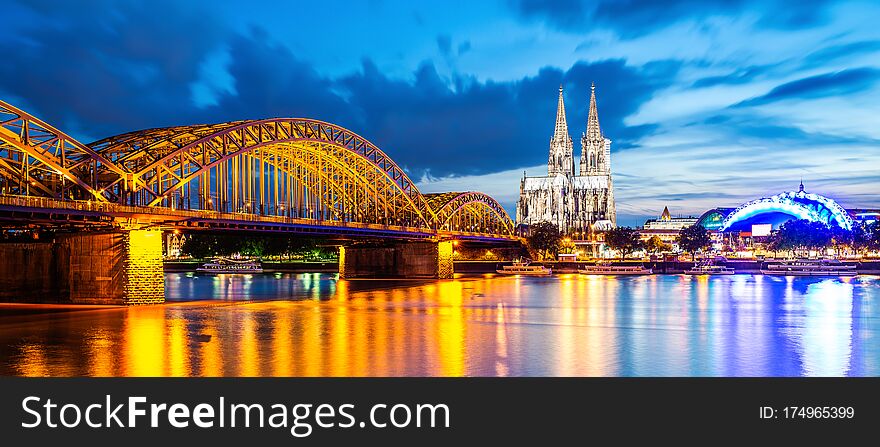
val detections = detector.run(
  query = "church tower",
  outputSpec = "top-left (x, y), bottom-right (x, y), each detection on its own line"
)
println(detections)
top-left (579, 83), bottom-right (610, 175)
top-left (516, 83), bottom-right (618, 237)
top-left (548, 85), bottom-right (574, 176)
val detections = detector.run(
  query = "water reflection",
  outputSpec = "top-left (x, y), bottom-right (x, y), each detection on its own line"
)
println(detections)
top-left (1, 273), bottom-right (879, 376)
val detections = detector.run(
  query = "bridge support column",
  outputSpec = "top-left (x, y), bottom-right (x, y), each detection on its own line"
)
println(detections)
top-left (0, 229), bottom-right (165, 305)
top-left (120, 229), bottom-right (166, 304)
top-left (339, 240), bottom-right (454, 279)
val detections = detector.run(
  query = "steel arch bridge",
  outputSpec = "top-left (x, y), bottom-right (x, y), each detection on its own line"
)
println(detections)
top-left (0, 99), bottom-right (516, 241)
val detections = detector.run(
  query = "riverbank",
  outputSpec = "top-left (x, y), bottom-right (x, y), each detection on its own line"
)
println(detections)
top-left (165, 259), bottom-right (880, 275)
top-left (453, 260), bottom-right (880, 274)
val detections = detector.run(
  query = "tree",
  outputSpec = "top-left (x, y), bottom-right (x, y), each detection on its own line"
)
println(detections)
top-left (644, 235), bottom-right (671, 254)
top-left (677, 224), bottom-right (712, 259)
top-left (829, 225), bottom-right (853, 257)
top-left (526, 221), bottom-right (562, 260)
top-left (181, 234), bottom-right (222, 259)
top-left (604, 226), bottom-right (644, 260)
top-left (852, 222), bottom-right (871, 253)
top-left (852, 221), bottom-right (880, 254)
top-left (769, 219), bottom-right (832, 256)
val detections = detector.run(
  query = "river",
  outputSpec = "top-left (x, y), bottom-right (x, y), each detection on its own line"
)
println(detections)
top-left (1, 272), bottom-right (878, 376)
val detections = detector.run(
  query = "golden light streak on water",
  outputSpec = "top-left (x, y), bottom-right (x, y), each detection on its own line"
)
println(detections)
top-left (17, 344), bottom-right (48, 377)
top-left (199, 316), bottom-right (222, 376)
top-left (123, 306), bottom-right (166, 376)
top-left (271, 304), bottom-right (294, 377)
top-left (435, 280), bottom-right (465, 377)
top-left (239, 309), bottom-right (259, 376)
top-left (299, 304), bottom-right (323, 376)
top-left (167, 315), bottom-right (190, 376)
top-left (86, 327), bottom-right (116, 376)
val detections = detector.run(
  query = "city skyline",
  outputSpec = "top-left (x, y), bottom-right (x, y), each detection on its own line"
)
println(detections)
top-left (2, 0), bottom-right (879, 226)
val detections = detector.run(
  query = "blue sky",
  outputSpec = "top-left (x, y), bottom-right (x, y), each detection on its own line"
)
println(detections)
top-left (2, 0), bottom-right (879, 226)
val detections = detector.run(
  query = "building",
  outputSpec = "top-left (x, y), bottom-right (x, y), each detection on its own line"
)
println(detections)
top-left (516, 84), bottom-right (616, 236)
top-left (640, 206), bottom-right (698, 245)
top-left (165, 232), bottom-right (187, 258)
top-left (697, 182), bottom-right (855, 235)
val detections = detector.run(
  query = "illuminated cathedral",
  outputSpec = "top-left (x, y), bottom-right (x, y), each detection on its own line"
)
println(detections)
top-left (515, 84), bottom-right (616, 235)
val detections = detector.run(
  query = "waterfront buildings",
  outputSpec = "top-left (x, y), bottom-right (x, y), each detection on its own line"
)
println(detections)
top-left (697, 182), bottom-right (855, 234)
top-left (515, 84), bottom-right (616, 235)
top-left (640, 206), bottom-right (698, 245)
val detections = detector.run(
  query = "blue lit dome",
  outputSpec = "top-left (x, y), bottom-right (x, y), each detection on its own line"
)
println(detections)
top-left (718, 183), bottom-right (853, 232)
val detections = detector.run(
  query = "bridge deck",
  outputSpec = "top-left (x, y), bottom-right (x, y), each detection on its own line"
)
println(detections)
top-left (0, 195), bottom-right (520, 242)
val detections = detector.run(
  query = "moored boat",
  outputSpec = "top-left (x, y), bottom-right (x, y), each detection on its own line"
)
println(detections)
top-left (196, 257), bottom-right (264, 274)
top-left (578, 262), bottom-right (652, 275)
top-left (496, 260), bottom-right (552, 276)
top-left (760, 259), bottom-right (857, 277)
top-left (684, 264), bottom-right (735, 275)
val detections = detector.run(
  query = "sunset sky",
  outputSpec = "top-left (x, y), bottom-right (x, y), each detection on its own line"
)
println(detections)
top-left (2, 0), bottom-right (878, 225)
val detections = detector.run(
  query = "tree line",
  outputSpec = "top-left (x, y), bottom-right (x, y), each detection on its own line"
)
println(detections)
top-left (767, 219), bottom-right (880, 256)
top-left (180, 234), bottom-right (338, 261)
top-left (524, 219), bottom-right (880, 260)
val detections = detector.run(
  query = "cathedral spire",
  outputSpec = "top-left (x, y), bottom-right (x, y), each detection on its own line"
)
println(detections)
top-left (579, 82), bottom-right (610, 176)
top-left (586, 82), bottom-right (601, 141)
top-left (553, 85), bottom-right (569, 141)
top-left (548, 85), bottom-right (574, 176)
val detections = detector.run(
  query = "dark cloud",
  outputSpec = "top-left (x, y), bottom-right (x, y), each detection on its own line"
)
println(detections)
top-left (514, 0), bottom-right (588, 30)
top-left (208, 29), bottom-right (350, 126)
top-left (734, 67), bottom-right (880, 107)
top-left (0, 2), bottom-right (678, 179)
top-left (436, 34), bottom-right (452, 56)
top-left (0, 0), bottom-right (226, 139)
top-left (803, 40), bottom-right (880, 66)
top-left (696, 111), bottom-right (880, 147)
top-left (691, 64), bottom-right (778, 88)
top-left (512, 0), bottom-right (834, 38)
top-left (457, 41), bottom-right (472, 56)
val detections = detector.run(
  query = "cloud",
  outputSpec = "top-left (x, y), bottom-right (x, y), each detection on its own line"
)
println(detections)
top-left (0, 0), bottom-right (227, 139)
top-left (691, 64), bottom-right (778, 88)
top-left (735, 67), bottom-right (880, 107)
top-left (3, 0), bottom-right (878, 225)
top-left (436, 34), bottom-right (452, 56)
top-left (511, 0), bottom-right (835, 38)
top-left (0, 3), bottom-right (679, 179)
top-left (803, 40), bottom-right (880, 66)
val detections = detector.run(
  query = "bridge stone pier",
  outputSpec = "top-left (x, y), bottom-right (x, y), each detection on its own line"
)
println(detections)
top-left (0, 229), bottom-right (165, 305)
top-left (339, 241), bottom-right (454, 279)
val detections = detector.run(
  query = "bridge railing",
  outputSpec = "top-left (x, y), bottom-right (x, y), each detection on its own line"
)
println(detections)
top-left (0, 194), bottom-right (519, 240)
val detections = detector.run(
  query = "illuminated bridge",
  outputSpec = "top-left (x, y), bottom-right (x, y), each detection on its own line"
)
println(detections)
top-left (0, 99), bottom-right (519, 304)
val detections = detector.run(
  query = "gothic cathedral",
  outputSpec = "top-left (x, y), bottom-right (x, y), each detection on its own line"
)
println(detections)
top-left (516, 83), bottom-right (616, 235)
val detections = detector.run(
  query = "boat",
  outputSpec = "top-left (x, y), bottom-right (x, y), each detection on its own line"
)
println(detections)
top-left (760, 259), bottom-right (857, 277)
top-left (495, 260), bottom-right (552, 276)
top-left (578, 262), bottom-right (652, 275)
top-left (684, 263), bottom-right (735, 275)
top-left (196, 256), bottom-right (264, 274)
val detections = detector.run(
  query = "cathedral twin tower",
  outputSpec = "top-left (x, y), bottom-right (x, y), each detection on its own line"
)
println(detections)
top-left (516, 84), bottom-right (617, 235)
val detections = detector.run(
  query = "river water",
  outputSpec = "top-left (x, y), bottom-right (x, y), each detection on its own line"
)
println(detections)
top-left (1, 272), bottom-right (879, 376)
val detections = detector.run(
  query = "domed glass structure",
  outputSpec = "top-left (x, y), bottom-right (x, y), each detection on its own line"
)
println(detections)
top-left (716, 183), bottom-right (852, 232)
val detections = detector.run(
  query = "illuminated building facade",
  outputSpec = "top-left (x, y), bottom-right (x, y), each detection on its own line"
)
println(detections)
top-left (697, 182), bottom-right (867, 236)
top-left (165, 232), bottom-right (187, 259)
top-left (640, 206), bottom-right (698, 245)
top-left (516, 84), bottom-right (616, 235)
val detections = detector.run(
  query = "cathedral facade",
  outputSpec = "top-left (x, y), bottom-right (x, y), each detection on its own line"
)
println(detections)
top-left (515, 84), bottom-right (616, 235)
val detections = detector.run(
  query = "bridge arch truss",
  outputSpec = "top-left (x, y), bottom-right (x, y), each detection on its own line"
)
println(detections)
top-left (0, 100), bottom-right (516, 238)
